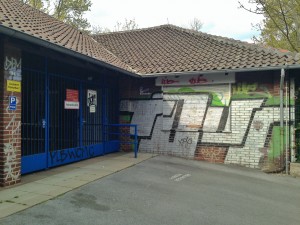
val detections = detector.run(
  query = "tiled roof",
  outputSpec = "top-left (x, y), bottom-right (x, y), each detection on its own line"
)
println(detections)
top-left (94, 25), bottom-right (300, 75)
top-left (1, 0), bottom-right (300, 76)
top-left (0, 0), bottom-right (136, 73)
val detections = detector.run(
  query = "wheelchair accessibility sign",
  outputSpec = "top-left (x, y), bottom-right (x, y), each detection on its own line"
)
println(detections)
top-left (9, 96), bottom-right (17, 111)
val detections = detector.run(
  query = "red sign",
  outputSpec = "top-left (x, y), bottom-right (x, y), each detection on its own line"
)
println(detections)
top-left (161, 78), bottom-right (179, 85)
top-left (189, 75), bottom-right (208, 84)
top-left (156, 73), bottom-right (236, 86)
top-left (66, 89), bottom-right (78, 101)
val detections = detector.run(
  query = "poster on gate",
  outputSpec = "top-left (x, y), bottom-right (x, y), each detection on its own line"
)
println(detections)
top-left (87, 89), bottom-right (97, 113)
top-left (65, 89), bottom-right (79, 109)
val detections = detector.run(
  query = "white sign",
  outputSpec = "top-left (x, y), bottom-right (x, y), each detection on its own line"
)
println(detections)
top-left (89, 105), bottom-right (96, 113)
top-left (156, 73), bottom-right (235, 86)
top-left (87, 90), bottom-right (97, 107)
top-left (64, 101), bottom-right (80, 109)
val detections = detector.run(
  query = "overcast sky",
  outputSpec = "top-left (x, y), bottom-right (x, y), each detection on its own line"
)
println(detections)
top-left (85, 0), bottom-right (263, 42)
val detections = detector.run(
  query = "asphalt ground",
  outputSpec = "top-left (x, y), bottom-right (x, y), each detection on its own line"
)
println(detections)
top-left (1, 156), bottom-right (300, 225)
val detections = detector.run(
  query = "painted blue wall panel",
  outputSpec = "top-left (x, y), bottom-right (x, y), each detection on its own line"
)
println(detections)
top-left (48, 144), bottom-right (105, 168)
top-left (22, 142), bottom-right (121, 173)
top-left (21, 153), bottom-right (47, 174)
top-left (105, 140), bottom-right (120, 154)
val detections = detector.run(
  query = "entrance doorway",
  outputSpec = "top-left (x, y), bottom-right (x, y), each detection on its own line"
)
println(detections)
top-left (21, 53), bottom-right (120, 174)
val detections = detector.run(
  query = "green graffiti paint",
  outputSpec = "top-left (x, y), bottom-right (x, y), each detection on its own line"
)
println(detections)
top-left (165, 87), bottom-right (196, 93)
top-left (120, 115), bottom-right (131, 122)
top-left (211, 93), bottom-right (224, 106)
top-left (232, 82), bottom-right (258, 95)
top-left (164, 88), bottom-right (225, 106)
top-left (264, 96), bottom-right (294, 106)
top-left (268, 126), bottom-right (286, 159)
top-left (232, 82), bottom-right (273, 102)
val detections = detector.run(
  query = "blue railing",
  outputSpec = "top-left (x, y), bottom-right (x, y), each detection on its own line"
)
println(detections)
top-left (104, 124), bottom-right (138, 158)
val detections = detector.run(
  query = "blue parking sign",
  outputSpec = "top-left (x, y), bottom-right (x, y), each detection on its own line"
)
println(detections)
top-left (9, 96), bottom-right (17, 110)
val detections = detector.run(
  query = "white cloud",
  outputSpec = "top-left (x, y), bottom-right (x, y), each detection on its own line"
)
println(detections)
top-left (85, 0), bottom-right (264, 41)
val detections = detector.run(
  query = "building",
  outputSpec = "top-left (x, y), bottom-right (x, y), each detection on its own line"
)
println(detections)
top-left (1, 0), bottom-right (299, 187)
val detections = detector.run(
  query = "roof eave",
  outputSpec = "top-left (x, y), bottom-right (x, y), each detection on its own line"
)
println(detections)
top-left (138, 64), bottom-right (300, 77)
top-left (0, 25), bottom-right (141, 78)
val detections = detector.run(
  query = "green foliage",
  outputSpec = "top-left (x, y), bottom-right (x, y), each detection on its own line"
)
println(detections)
top-left (21, 0), bottom-right (48, 11)
top-left (53, 0), bottom-right (92, 31)
top-left (21, 0), bottom-right (92, 31)
top-left (240, 0), bottom-right (300, 52)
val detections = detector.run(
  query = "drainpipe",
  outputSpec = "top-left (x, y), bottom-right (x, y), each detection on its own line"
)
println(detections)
top-left (285, 80), bottom-right (289, 174)
top-left (279, 68), bottom-right (286, 172)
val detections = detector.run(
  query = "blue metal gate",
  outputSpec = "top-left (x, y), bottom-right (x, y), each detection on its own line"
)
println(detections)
top-left (21, 57), bottom-right (120, 174)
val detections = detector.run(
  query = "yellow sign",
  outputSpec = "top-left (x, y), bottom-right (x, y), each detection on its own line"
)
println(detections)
top-left (7, 80), bottom-right (21, 92)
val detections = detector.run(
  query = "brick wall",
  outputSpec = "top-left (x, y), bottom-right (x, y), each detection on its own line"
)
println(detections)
top-left (195, 146), bottom-right (228, 163)
top-left (0, 41), bottom-right (22, 187)
top-left (119, 71), bottom-right (292, 171)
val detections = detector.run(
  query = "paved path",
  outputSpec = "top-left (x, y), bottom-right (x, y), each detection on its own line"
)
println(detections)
top-left (1, 156), bottom-right (300, 225)
top-left (0, 152), bottom-right (155, 218)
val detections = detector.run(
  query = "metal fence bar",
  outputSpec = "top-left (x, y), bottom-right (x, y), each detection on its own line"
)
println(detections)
top-left (104, 124), bottom-right (138, 158)
top-left (45, 57), bottom-right (49, 168)
top-left (134, 125), bottom-right (138, 158)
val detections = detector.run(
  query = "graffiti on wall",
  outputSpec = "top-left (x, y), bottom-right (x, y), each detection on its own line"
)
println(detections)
top-left (49, 145), bottom-right (95, 164)
top-left (4, 56), bottom-right (22, 81)
top-left (164, 84), bottom-right (231, 106)
top-left (3, 54), bottom-right (22, 182)
top-left (4, 102), bottom-right (21, 181)
top-left (120, 82), bottom-right (291, 169)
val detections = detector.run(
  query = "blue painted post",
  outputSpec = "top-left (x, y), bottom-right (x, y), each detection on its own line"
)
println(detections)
top-left (45, 57), bottom-right (49, 168)
top-left (79, 83), bottom-right (83, 147)
top-left (102, 88), bottom-right (107, 155)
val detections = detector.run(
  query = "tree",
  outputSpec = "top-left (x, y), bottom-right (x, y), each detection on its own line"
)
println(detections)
top-left (21, 0), bottom-right (92, 31)
top-left (21, 0), bottom-right (48, 11)
top-left (91, 25), bottom-right (111, 35)
top-left (189, 18), bottom-right (203, 32)
top-left (114, 18), bottom-right (139, 31)
top-left (239, 0), bottom-right (300, 52)
top-left (90, 19), bottom-right (139, 34)
top-left (52, 0), bottom-right (92, 31)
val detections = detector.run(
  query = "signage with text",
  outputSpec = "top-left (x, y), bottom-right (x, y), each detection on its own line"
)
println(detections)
top-left (65, 89), bottom-right (79, 110)
top-left (7, 80), bottom-right (21, 92)
top-left (64, 101), bottom-right (80, 109)
top-left (155, 73), bottom-right (235, 86)
top-left (9, 96), bottom-right (17, 110)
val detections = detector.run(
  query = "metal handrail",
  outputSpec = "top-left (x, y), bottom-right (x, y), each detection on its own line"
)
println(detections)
top-left (104, 124), bottom-right (138, 158)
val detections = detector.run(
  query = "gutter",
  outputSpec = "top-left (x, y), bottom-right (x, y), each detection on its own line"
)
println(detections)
top-left (140, 64), bottom-right (300, 77)
top-left (0, 26), bottom-right (141, 78)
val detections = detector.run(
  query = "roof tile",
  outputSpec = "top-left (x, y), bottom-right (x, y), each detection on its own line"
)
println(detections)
top-left (94, 25), bottom-right (300, 75)
top-left (1, 0), bottom-right (300, 76)
top-left (0, 0), bottom-right (135, 73)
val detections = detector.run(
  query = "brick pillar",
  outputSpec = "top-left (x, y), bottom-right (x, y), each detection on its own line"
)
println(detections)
top-left (0, 41), bottom-right (22, 187)
top-left (119, 76), bottom-right (134, 152)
